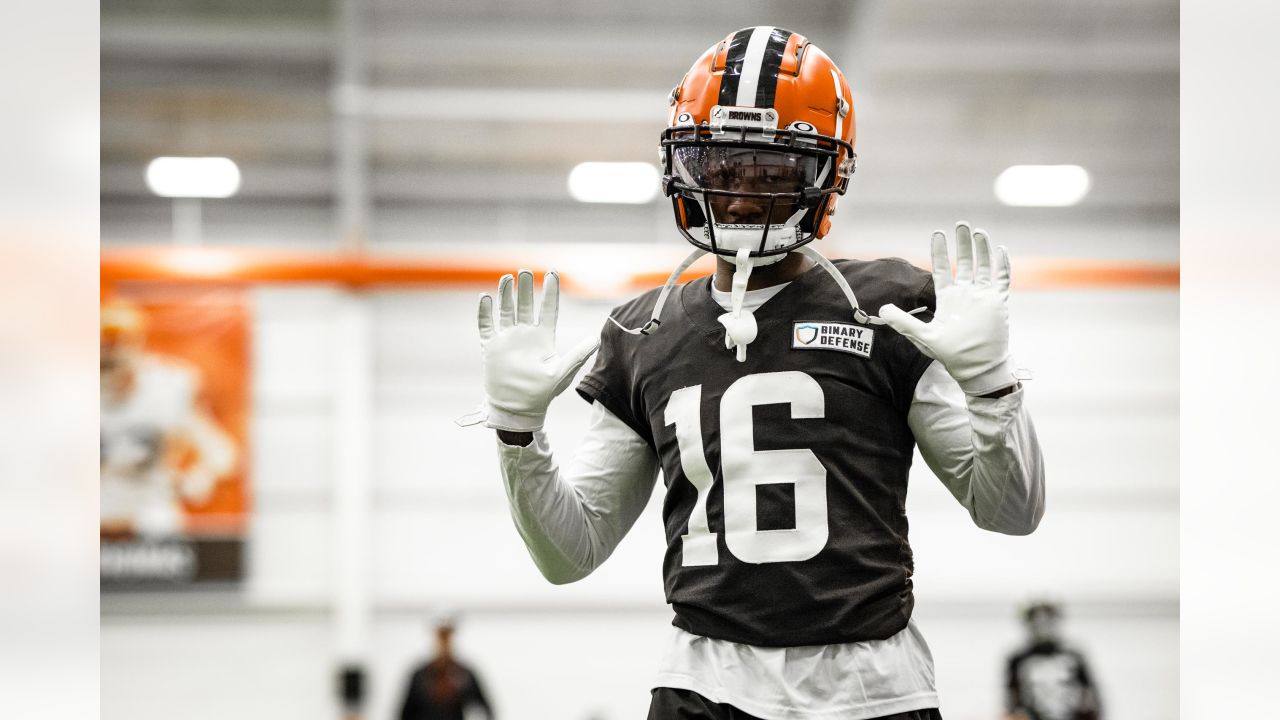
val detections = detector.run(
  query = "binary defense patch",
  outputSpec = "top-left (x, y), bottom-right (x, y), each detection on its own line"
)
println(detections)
top-left (792, 322), bottom-right (875, 358)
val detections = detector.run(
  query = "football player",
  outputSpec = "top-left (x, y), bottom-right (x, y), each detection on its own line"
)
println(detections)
top-left (1005, 602), bottom-right (1102, 720)
top-left (467, 27), bottom-right (1045, 720)
top-left (101, 300), bottom-right (237, 538)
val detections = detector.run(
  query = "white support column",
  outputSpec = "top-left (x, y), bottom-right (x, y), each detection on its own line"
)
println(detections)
top-left (331, 0), bottom-right (373, 708)
top-left (333, 0), bottom-right (370, 251)
top-left (172, 197), bottom-right (202, 246)
top-left (331, 292), bottom-right (373, 718)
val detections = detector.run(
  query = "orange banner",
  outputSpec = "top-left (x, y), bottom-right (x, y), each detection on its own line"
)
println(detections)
top-left (100, 287), bottom-right (250, 586)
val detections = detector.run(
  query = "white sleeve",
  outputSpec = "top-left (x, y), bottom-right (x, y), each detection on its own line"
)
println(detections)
top-left (908, 361), bottom-right (1045, 535)
top-left (495, 400), bottom-right (661, 584)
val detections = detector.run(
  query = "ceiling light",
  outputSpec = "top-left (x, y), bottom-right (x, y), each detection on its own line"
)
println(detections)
top-left (567, 162), bottom-right (659, 204)
top-left (994, 165), bottom-right (1090, 207)
top-left (145, 156), bottom-right (242, 199)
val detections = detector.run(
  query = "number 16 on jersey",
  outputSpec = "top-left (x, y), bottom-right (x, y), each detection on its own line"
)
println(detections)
top-left (664, 371), bottom-right (831, 567)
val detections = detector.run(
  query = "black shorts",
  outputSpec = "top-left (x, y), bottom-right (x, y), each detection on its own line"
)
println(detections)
top-left (648, 687), bottom-right (943, 720)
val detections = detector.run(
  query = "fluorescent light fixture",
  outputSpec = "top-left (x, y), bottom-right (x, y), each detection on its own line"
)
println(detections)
top-left (145, 156), bottom-right (242, 198)
top-left (994, 165), bottom-right (1090, 207)
top-left (567, 162), bottom-right (659, 204)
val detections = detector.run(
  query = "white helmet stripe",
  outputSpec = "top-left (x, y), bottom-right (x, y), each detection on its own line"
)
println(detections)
top-left (734, 27), bottom-right (775, 107)
top-left (830, 69), bottom-right (845, 140)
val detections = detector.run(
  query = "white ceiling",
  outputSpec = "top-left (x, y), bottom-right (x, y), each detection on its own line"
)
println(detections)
top-left (101, 0), bottom-right (1178, 258)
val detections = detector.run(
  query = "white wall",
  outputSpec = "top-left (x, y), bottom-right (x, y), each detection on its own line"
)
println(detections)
top-left (102, 281), bottom-right (1177, 720)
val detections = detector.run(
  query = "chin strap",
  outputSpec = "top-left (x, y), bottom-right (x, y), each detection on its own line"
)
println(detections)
top-left (608, 248), bottom-right (708, 336)
top-left (794, 244), bottom-right (927, 325)
top-left (716, 248), bottom-right (759, 362)
top-left (795, 244), bottom-right (881, 325)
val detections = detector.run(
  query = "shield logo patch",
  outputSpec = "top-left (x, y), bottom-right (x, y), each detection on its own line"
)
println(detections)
top-left (795, 324), bottom-right (819, 345)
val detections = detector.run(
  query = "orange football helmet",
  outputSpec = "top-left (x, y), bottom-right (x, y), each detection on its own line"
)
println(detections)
top-left (101, 299), bottom-right (147, 373)
top-left (612, 28), bottom-right (874, 347)
top-left (661, 26), bottom-right (857, 259)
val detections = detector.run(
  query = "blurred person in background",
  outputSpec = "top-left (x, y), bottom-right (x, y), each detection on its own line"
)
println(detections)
top-left (468, 26), bottom-right (1044, 719)
top-left (1004, 601), bottom-right (1101, 720)
top-left (100, 299), bottom-right (237, 539)
top-left (398, 615), bottom-right (493, 720)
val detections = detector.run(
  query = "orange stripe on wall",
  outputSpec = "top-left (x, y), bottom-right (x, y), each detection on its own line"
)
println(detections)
top-left (101, 247), bottom-right (1179, 293)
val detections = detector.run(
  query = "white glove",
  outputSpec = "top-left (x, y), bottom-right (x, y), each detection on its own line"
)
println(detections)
top-left (467, 269), bottom-right (599, 432)
top-left (879, 222), bottom-right (1018, 396)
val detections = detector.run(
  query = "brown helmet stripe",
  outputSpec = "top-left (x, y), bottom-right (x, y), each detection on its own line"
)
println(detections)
top-left (717, 28), bottom-right (755, 107)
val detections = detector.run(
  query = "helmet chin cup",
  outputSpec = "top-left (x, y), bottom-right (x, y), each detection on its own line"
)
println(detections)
top-left (703, 224), bottom-right (795, 266)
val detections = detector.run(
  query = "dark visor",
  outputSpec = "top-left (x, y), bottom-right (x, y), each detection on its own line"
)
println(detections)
top-left (671, 146), bottom-right (823, 195)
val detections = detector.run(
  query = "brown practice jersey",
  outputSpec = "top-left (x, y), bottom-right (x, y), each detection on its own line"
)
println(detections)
top-left (577, 258), bottom-right (936, 647)
top-left (1006, 642), bottom-right (1100, 720)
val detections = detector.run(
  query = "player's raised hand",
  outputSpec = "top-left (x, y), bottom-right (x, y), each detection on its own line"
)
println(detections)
top-left (878, 222), bottom-right (1018, 396)
top-left (465, 270), bottom-right (599, 432)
